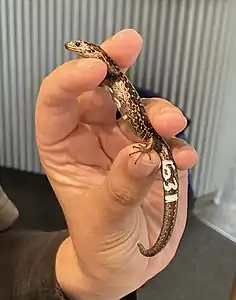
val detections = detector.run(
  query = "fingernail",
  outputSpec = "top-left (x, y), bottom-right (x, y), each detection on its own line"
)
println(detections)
top-left (179, 144), bottom-right (192, 151)
top-left (128, 149), bottom-right (160, 177)
top-left (111, 31), bottom-right (124, 40)
top-left (178, 140), bottom-right (189, 148)
top-left (160, 107), bottom-right (182, 115)
top-left (111, 29), bottom-right (134, 40)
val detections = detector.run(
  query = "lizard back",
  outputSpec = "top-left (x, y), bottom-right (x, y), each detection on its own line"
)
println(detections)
top-left (65, 40), bottom-right (179, 257)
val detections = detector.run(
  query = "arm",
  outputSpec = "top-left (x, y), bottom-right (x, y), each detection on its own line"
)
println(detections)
top-left (0, 229), bottom-right (68, 300)
top-left (0, 229), bottom-right (138, 300)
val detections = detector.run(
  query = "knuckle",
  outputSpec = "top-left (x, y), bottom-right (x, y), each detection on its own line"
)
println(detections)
top-left (108, 180), bottom-right (135, 206)
top-left (144, 98), bottom-right (180, 116)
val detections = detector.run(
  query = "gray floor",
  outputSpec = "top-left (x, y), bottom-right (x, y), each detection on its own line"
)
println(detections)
top-left (194, 183), bottom-right (236, 244)
top-left (139, 215), bottom-right (236, 300)
top-left (1, 167), bottom-right (236, 300)
top-left (194, 198), bottom-right (236, 244)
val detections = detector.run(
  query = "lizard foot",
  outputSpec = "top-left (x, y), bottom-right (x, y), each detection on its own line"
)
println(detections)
top-left (129, 137), bottom-right (154, 164)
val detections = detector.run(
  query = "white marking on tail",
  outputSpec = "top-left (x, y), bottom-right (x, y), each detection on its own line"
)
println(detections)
top-left (165, 194), bottom-right (178, 203)
top-left (162, 159), bottom-right (178, 192)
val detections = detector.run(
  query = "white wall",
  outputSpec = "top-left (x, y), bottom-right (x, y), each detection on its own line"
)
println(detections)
top-left (0, 0), bottom-right (235, 198)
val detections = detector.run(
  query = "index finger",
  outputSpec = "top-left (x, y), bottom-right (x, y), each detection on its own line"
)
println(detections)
top-left (36, 29), bottom-right (143, 144)
top-left (35, 58), bottom-right (107, 145)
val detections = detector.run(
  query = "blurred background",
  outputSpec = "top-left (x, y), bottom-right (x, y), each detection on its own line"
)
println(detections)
top-left (0, 0), bottom-right (236, 299)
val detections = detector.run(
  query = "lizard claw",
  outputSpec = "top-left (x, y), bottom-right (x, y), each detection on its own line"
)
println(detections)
top-left (129, 138), bottom-right (154, 164)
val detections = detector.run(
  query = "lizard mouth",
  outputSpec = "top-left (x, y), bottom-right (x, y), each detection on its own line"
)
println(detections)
top-left (64, 40), bottom-right (80, 51)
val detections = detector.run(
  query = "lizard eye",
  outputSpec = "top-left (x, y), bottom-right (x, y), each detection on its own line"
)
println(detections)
top-left (75, 41), bottom-right (81, 47)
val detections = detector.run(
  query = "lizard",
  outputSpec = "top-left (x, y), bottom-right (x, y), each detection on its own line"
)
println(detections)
top-left (64, 40), bottom-right (179, 257)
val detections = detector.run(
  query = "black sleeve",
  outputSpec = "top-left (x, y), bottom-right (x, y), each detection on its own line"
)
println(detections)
top-left (0, 229), bottom-right (69, 300)
top-left (0, 229), bottom-right (138, 300)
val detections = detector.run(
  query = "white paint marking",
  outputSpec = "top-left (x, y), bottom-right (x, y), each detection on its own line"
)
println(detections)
top-left (162, 159), bottom-right (178, 191)
top-left (165, 194), bottom-right (178, 203)
top-left (164, 178), bottom-right (178, 192)
top-left (162, 160), bottom-right (176, 181)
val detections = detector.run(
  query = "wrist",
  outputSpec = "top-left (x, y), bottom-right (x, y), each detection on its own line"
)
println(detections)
top-left (56, 237), bottom-right (114, 300)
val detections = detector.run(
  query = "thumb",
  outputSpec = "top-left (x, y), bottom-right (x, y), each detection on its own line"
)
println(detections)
top-left (99, 143), bottom-right (161, 220)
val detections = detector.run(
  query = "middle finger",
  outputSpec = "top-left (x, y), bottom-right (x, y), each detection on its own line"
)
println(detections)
top-left (118, 98), bottom-right (187, 141)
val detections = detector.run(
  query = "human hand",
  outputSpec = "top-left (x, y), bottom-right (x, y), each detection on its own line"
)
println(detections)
top-left (35, 29), bottom-right (198, 300)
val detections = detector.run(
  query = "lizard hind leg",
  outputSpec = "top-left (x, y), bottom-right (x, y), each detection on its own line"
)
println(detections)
top-left (129, 137), bottom-right (154, 165)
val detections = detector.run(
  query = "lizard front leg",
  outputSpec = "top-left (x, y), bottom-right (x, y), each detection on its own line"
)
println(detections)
top-left (129, 137), bottom-right (155, 164)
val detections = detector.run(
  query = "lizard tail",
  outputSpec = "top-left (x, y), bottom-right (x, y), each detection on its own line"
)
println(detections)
top-left (138, 144), bottom-right (179, 257)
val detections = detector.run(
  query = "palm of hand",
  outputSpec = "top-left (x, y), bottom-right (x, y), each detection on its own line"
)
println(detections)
top-left (35, 30), bottom-right (197, 299)
top-left (38, 88), bottom-right (187, 283)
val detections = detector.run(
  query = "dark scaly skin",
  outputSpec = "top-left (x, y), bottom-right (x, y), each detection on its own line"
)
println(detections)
top-left (64, 40), bottom-right (179, 257)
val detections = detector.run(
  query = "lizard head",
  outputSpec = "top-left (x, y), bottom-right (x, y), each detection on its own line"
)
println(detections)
top-left (65, 40), bottom-right (122, 76)
top-left (64, 40), bottom-right (104, 59)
